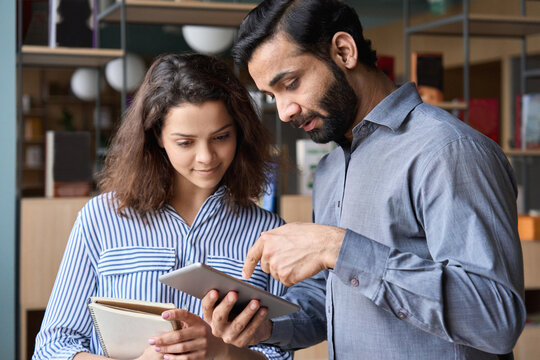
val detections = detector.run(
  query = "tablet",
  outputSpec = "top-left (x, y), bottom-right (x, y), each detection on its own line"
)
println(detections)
top-left (158, 262), bottom-right (300, 319)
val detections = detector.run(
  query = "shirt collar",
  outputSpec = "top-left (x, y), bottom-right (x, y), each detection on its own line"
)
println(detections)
top-left (360, 82), bottom-right (422, 133)
top-left (164, 185), bottom-right (227, 222)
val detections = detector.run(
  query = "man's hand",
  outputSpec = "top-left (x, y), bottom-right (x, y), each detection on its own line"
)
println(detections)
top-left (243, 222), bottom-right (345, 286)
top-left (201, 290), bottom-right (272, 348)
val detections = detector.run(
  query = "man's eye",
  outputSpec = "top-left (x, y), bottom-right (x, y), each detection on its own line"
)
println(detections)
top-left (285, 79), bottom-right (298, 90)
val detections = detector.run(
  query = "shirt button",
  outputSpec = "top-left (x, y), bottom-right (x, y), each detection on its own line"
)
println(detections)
top-left (186, 260), bottom-right (193, 265)
top-left (327, 306), bottom-right (331, 314)
top-left (182, 304), bottom-right (189, 310)
top-left (397, 311), bottom-right (407, 320)
top-left (350, 278), bottom-right (359, 287)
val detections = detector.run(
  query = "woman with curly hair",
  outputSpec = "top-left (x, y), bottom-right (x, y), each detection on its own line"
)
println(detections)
top-left (33, 53), bottom-right (291, 360)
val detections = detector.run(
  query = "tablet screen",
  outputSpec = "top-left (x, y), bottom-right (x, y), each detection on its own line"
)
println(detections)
top-left (158, 262), bottom-right (300, 319)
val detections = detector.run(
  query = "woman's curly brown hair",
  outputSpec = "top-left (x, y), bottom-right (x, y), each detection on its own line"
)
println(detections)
top-left (98, 53), bottom-right (275, 216)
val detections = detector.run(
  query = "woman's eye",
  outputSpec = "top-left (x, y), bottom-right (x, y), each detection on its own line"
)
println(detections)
top-left (215, 133), bottom-right (230, 141)
top-left (177, 141), bottom-right (191, 147)
top-left (285, 79), bottom-right (298, 90)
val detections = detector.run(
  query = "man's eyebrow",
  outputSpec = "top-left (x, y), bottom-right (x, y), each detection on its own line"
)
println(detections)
top-left (269, 71), bottom-right (293, 87)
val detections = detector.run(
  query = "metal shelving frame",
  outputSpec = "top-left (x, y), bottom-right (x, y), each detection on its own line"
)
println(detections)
top-left (96, 0), bottom-right (257, 114)
top-left (15, 1), bottom-right (125, 357)
top-left (403, 0), bottom-right (540, 212)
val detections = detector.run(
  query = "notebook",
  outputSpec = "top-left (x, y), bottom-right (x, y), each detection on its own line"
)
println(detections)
top-left (88, 297), bottom-right (180, 359)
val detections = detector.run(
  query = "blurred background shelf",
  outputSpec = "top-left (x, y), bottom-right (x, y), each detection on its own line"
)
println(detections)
top-left (98, 0), bottom-right (256, 27)
top-left (434, 101), bottom-right (468, 110)
top-left (21, 45), bottom-right (123, 67)
top-left (505, 149), bottom-right (540, 156)
top-left (407, 14), bottom-right (540, 37)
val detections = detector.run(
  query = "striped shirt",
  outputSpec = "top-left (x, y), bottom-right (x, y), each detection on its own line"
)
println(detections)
top-left (33, 187), bottom-right (292, 360)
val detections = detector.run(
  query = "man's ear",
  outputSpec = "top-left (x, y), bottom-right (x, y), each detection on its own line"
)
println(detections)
top-left (330, 32), bottom-right (358, 70)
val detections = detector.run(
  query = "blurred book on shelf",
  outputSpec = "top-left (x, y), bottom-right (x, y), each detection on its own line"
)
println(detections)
top-left (296, 139), bottom-right (335, 195)
top-left (24, 117), bottom-right (43, 141)
top-left (25, 145), bottom-right (43, 169)
top-left (49, 0), bottom-right (94, 48)
top-left (457, 98), bottom-right (500, 144)
top-left (515, 94), bottom-right (540, 149)
top-left (518, 215), bottom-right (540, 241)
top-left (45, 131), bottom-right (92, 197)
top-left (411, 52), bottom-right (443, 105)
top-left (21, 0), bottom-right (49, 46)
top-left (377, 55), bottom-right (395, 82)
top-left (259, 163), bottom-right (278, 213)
top-left (522, 94), bottom-right (540, 149)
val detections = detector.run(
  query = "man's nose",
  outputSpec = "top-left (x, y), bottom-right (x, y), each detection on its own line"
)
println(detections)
top-left (276, 97), bottom-right (301, 123)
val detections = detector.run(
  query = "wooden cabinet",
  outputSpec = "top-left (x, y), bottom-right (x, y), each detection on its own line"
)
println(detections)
top-left (19, 197), bottom-right (90, 360)
top-left (516, 241), bottom-right (540, 360)
top-left (514, 325), bottom-right (540, 360)
top-left (279, 195), bottom-right (327, 359)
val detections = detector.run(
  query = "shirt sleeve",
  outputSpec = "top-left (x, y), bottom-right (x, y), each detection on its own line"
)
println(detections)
top-left (265, 270), bottom-right (328, 351)
top-left (33, 212), bottom-right (97, 360)
top-left (333, 138), bottom-right (526, 354)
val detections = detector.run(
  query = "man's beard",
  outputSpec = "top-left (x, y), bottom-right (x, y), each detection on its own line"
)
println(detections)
top-left (291, 61), bottom-right (358, 144)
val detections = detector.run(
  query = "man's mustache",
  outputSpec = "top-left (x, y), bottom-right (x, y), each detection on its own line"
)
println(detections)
top-left (290, 111), bottom-right (324, 129)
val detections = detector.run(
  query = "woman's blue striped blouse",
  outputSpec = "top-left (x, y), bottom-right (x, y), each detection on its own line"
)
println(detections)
top-left (33, 187), bottom-right (291, 360)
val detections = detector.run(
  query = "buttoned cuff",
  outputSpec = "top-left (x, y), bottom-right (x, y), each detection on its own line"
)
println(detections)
top-left (333, 229), bottom-right (390, 300)
top-left (264, 317), bottom-right (294, 347)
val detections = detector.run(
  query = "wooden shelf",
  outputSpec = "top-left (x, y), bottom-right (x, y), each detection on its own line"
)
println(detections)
top-left (434, 101), bottom-right (468, 110)
top-left (515, 325), bottom-right (540, 360)
top-left (504, 149), bottom-right (540, 156)
top-left (22, 109), bottom-right (46, 117)
top-left (21, 46), bottom-right (123, 67)
top-left (21, 184), bottom-right (44, 190)
top-left (522, 241), bottom-right (540, 290)
top-left (22, 139), bottom-right (44, 144)
top-left (407, 14), bottom-right (540, 37)
top-left (99, 0), bottom-right (256, 27)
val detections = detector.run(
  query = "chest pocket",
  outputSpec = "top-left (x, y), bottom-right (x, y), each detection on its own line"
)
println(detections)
top-left (97, 246), bottom-right (176, 300)
top-left (206, 255), bottom-right (267, 291)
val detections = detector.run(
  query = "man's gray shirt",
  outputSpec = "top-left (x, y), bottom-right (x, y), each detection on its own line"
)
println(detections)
top-left (269, 82), bottom-right (526, 359)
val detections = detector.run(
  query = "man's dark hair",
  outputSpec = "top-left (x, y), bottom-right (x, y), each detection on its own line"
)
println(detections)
top-left (232, 0), bottom-right (377, 69)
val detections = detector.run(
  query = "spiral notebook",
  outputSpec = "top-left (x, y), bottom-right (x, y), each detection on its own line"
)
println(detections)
top-left (88, 297), bottom-right (180, 359)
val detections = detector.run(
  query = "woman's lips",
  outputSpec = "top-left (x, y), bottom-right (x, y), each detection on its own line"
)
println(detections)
top-left (195, 166), bottom-right (219, 176)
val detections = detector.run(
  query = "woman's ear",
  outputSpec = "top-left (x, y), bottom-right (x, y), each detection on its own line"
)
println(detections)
top-left (154, 129), bottom-right (164, 148)
top-left (330, 32), bottom-right (358, 70)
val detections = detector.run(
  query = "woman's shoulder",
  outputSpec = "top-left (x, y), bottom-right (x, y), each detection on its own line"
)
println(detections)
top-left (238, 202), bottom-right (285, 227)
top-left (83, 192), bottom-right (116, 209)
top-left (79, 192), bottom-right (121, 219)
